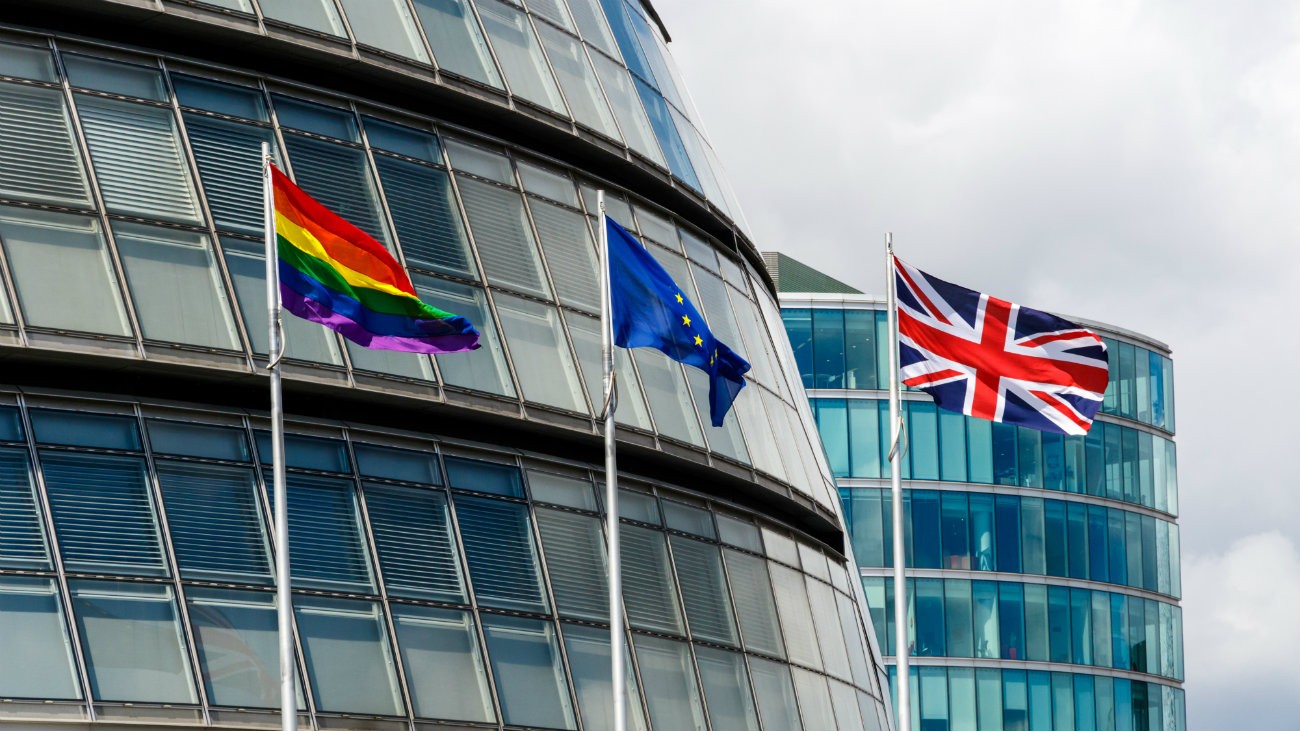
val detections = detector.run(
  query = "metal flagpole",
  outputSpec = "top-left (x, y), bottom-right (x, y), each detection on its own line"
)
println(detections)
top-left (598, 190), bottom-right (626, 731)
top-left (885, 233), bottom-right (910, 731)
top-left (263, 142), bottom-right (296, 731)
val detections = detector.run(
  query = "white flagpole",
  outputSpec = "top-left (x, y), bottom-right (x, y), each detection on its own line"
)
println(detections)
top-left (263, 142), bottom-right (296, 731)
top-left (598, 191), bottom-right (626, 731)
top-left (886, 233), bottom-right (910, 731)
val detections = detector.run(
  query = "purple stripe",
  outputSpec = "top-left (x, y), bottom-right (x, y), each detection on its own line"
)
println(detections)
top-left (282, 285), bottom-right (480, 354)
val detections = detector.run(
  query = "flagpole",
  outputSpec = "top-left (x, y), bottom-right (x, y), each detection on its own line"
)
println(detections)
top-left (598, 191), bottom-right (626, 731)
top-left (886, 233), bottom-right (910, 731)
top-left (264, 142), bottom-right (296, 731)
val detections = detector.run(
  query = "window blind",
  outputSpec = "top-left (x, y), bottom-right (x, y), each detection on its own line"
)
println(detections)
top-left (373, 155), bottom-right (474, 277)
top-left (41, 452), bottom-right (166, 576)
top-left (723, 549), bottom-right (784, 658)
top-left (530, 200), bottom-right (599, 312)
top-left (535, 508), bottom-right (606, 620)
top-left (282, 135), bottom-right (389, 244)
top-left (455, 177), bottom-right (549, 298)
top-left (365, 484), bottom-right (465, 602)
top-left (157, 461), bottom-right (269, 583)
top-left (184, 114), bottom-right (274, 234)
top-left (454, 495), bottom-right (546, 612)
top-left (669, 536), bottom-right (737, 646)
top-left (0, 82), bottom-right (91, 207)
top-left (0, 448), bottom-right (49, 570)
top-left (621, 524), bottom-right (683, 634)
top-left (267, 472), bottom-right (373, 592)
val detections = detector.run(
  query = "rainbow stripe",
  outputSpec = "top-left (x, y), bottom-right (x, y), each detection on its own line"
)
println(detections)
top-left (272, 166), bottom-right (479, 354)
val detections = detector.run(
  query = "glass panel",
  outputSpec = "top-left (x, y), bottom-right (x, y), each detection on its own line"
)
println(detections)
top-left (568, 312), bottom-right (655, 429)
top-left (273, 473), bottom-right (373, 592)
top-left (338, 0), bottom-right (428, 60)
top-left (42, 452), bottom-right (165, 576)
top-left (159, 461), bottom-right (269, 583)
top-left (76, 95), bottom-right (202, 224)
top-left (724, 548), bottom-right (784, 657)
top-left (948, 667), bottom-right (977, 731)
top-left (391, 606), bottom-right (493, 722)
top-left (945, 579), bottom-right (974, 658)
top-left (295, 597), bottom-right (403, 715)
top-left (1024, 583), bottom-right (1049, 662)
top-left (811, 307), bottom-right (846, 388)
top-left (374, 155), bottom-right (476, 278)
top-left (353, 444), bottom-right (439, 483)
top-left (0, 207), bottom-right (131, 335)
top-left (64, 55), bottom-right (165, 100)
top-left (366, 484), bottom-right (465, 601)
top-left (973, 580), bottom-right (999, 659)
top-left (530, 198), bottom-right (599, 311)
top-left (0, 449), bottom-right (49, 570)
top-left (455, 493), bottom-right (548, 607)
top-left (589, 52), bottom-right (664, 163)
top-left (495, 293), bottom-right (587, 412)
top-left (412, 0), bottom-right (503, 87)
top-left (634, 350), bottom-right (704, 446)
top-left (915, 577), bottom-right (946, 657)
top-left (771, 562), bottom-right (821, 669)
top-left (0, 42), bottom-right (57, 80)
top-left (562, 624), bottom-right (648, 731)
top-left (147, 420), bottom-right (248, 460)
top-left (254, 432), bottom-right (350, 472)
top-left (537, 23), bottom-right (621, 139)
top-left (30, 409), bottom-right (139, 449)
top-left (536, 507), bottom-right (607, 620)
top-left (635, 635), bottom-right (708, 731)
top-left (670, 535), bottom-right (737, 645)
top-left (477, 0), bottom-right (567, 113)
top-left (750, 657), bottom-right (803, 731)
top-left (456, 177), bottom-right (551, 297)
top-left (0, 82), bottom-right (92, 207)
top-left (173, 75), bottom-right (267, 119)
top-left (482, 615), bottom-right (576, 729)
top-left (0, 407), bottom-right (21, 441)
top-left (258, 0), bottom-right (345, 34)
top-left (528, 470), bottom-right (598, 510)
top-left (793, 667), bottom-right (837, 731)
top-left (414, 276), bottom-right (514, 394)
top-left (221, 237), bottom-right (343, 363)
top-left (999, 582), bottom-right (1026, 660)
top-left (446, 455), bottom-right (523, 496)
top-left (809, 577), bottom-right (852, 679)
top-left (0, 577), bottom-right (80, 699)
top-left (697, 647), bottom-right (760, 731)
top-left (282, 136), bottom-right (390, 244)
top-left (187, 588), bottom-right (303, 709)
top-left (70, 580), bottom-right (197, 703)
top-left (621, 524), bottom-right (684, 633)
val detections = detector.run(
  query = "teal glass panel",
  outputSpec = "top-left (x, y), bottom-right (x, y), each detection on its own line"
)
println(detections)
top-left (1067, 501), bottom-right (1089, 579)
top-left (948, 667), bottom-right (977, 731)
top-left (915, 578), bottom-right (945, 657)
top-left (941, 491), bottom-right (970, 570)
top-left (1070, 588), bottom-right (1093, 665)
top-left (354, 444), bottom-right (440, 484)
top-left (1063, 434), bottom-right (1086, 492)
top-left (1138, 432), bottom-right (1154, 507)
top-left (159, 461), bottom-right (269, 583)
top-left (970, 493), bottom-right (995, 571)
top-left (295, 597), bottom-right (403, 715)
top-left (1121, 428), bottom-right (1139, 503)
top-left (875, 311), bottom-right (891, 389)
top-left (1020, 497), bottom-right (1046, 575)
top-left (0, 407), bottom-right (22, 441)
top-left (1118, 341), bottom-right (1136, 419)
top-left (911, 491), bottom-right (941, 569)
top-left (445, 456), bottom-right (522, 497)
top-left (412, 0), bottom-right (503, 87)
top-left (1047, 585), bottom-right (1071, 663)
top-left (1084, 422), bottom-right (1105, 496)
top-left (254, 432), bottom-right (350, 472)
top-left (1042, 431), bottom-right (1065, 490)
top-left (815, 399), bottom-right (849, 478)
top-left (999, 582), bottom-right (1025, 660)
top-left (188, 588), bottom-right (304, 709)
top-left (972, 581), bottom-right (998, 659)
top-left (944, 579), bottom-right (973, 658)
top-left (1088, 505), bottom-right (1110, 583)
top-left (1092, 591), bottom-right (1113, 668)
top-left (31, 409), bottom-right (139, 449)
top-left (1023, 583), bottom-right (1048, 662)
top-left (993, 495), bottom-right (1019, 573)
top-left (844, 309), bottom-right (878, 389)
top-left (71, 580), bottom-right (197, 703)
top-left (781, 310), bottom-right (813, 389)
top-left (1017, 427), bottom-right (1042, 487)
top-left (992, 422), bottom-right (1018, 486)
top-left (1108, 509), bottom-right (1129, 585)
top-left (939, 410), bottom-right (968, 481)
top-left (848, 490), bottom-right (883, 566)
top-left (455, 495), bottom-right (546, 611)
top-left (811, 308), bottom-right (846, 389)
top-left (147, 420), bottom-right (249, 461)
top-left (1004, 669), bottom-right (1028, 731)
top-left (976, 668), bottom-right (1003, 730)
top-left (391, 606), bottom-right (494, 722)
top-left (0, 448), bottom-right (49, 570)
top-left (968, 417), bottom-right (993, 483)
top-left (1052, 673), bottom-right (1075, 731)
top-left (1028, 671), bottom-right (1052, 731)
top-left (562, 624), bottom-right (647, 731)
top-left (909, 401), bottom-right (939, 480)
top-left (43, 452), bottom-right (164, 576)
top-left (919, 665), bottom-right (949, 730)
top-left (848, 399), bottom-right (881, 478)
top-left (1044, 499), bottom-right (1067, 577)
top-left (173, 75), bottom-right (267, 119)
top-left (0, 577), bottom-right (80, 700)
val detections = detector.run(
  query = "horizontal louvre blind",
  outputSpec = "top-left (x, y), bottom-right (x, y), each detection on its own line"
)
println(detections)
top-left (282, 135), bottom-right (389, 244)
top-left (268, 472), bottom-right (373, 592)
top-left (373, 155), bottom-right (475, 277)
top-left (184, 114), bottom-right (274, 234)
top-left (530, 201), bottom-right (598, 312)
top-left (157, 461), bottom-right (269, 582)
top-left (75, 96), bottom-right (202, 223)
top-left (453, 495), bottom-right (546, 612)
top-left (670, 536), bottom-right (737, 646)
top-left (41, 452), bottom-right (166, 575)
top-left (525, 0), bottom-right (572, 30)
top-left (0, 447), bottom-right (49, 569)
top-left (535, 508), bottom-right (606, 620)
top-left (365, 485), bottom-right (465, 602)
top-left (456, 177), bottom-right (549, 297)
top-left (621, 525), bottom-right (683, 634)
top-left (723, 549), bottom-right (784, 658)
top-left (0, 82), bottom-right (91, 207)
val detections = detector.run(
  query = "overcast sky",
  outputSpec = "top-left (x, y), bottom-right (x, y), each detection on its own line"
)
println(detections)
top-left (656, 1), bottom-right (1300, 728)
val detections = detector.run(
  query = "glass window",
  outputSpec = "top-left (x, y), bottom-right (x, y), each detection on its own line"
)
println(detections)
top-left (373, 155), bottom-right (476, 278)
top-left (988, 494), bottom-right (1016, 572)
top-left (1044, 499), bottom-right (1068, 577)
top-left (992, 421), bottom-right (1019, 486)
top-left (527, 470), bottom-right (596, 510)
top-left (793, 667), bottom-right (837, 731)
top-left (494, 294), bottom-right (587, 413)
top-left (0, 41), bottom-right (57, 80)
top-left (111, 222), bottom-right (240, 349)
top-left (295, 597), bottom-right (403, 715)
top-left (456, 176), bottom-right (554, 297)
top-left (1052, 673), bottom-right (1075, 731)
top-left (967, 417), bottom-right (994, 484)
top-left (1088, 505), bottom-right (1110, 584)
top-left (159, 461), bottom-right (268, 583)
top-left (941, 491), bottom-right (970, 570)
top-left (0, 448), bottom-right (48, 570)
top-left (173, 75), bottom-right (266, 119)
top-left (947, 667), bottom-right (977, 731)
top-left (271, 473), bottom-right (373, 591)
top-left (282, 135), bottom-right (390, 245)
top-left (912, 490), bottom-right (941, 569)
top-left (588, 52), bottom-right (664, 163)
top-left (454, 494), bottom-right (546, 611)
top-left (391, 606), bottom-right (493, 722)
top-left (635, 635), bottom-right (708, 731)
top-left (771, 562), bottom-right (821, 669)
top-left (848, 489), bottom-right (884, 567)
top-left (1020, 496), bottom-right (1046, 575)
top-left (1067, 501), bottom-right (1089, 579)
top-left (477, 0), bottom-right (567, 113)
top-left (915, 577), bottom-right (946, 657)
top-left (910, 401), bottom-right (940, 479)
top-left (0, 577), bottom-right (80, 699)
top-left (636, 80), bottom-right (699, 187)
top-left (671, 536), bottom-right (737, 645)
top-left (42, 452), bottom-right (165, 575)
top-left (782, 308), bottom-right (814, 388)
top-left (697, 647), bottom-right (760, 731)
top-left (1018, 427), bottom-right (1042, 487)
top-left (353, 443), bottom-right (440, 484)
top-left (64, 55), bottom-right (165, 100)
top-left (1108, 509), bottom-right (1129, 586)
top-left (411, 0), bottom-right (502, 87)
top-left (445, 455), bottom-right (522, 496)
top-left (815, 398), bottom-right (850, 477)
top-left (414, 276), bottom-right (514, 395)
top-left (30, 409), bottom-right (139, 449)
top-left (999, 582), bottom-right (1025, 660)
top-left (1023, 583), bottom-right (1048, 662)
top-left (365, 484), bottom-right (465, 601)
top-left (634, 350), bottom-right (705, 446)
top-left (621, 524), bottom-right (684, 633)
top-left (70, 580), bottom-right (197, 703)
top-left (221, 237), bottom-right (343, 363)
top-left (529, 198), bottom-right (599, 311)
top-left (945, 579), bottom-right (974, 658)
top-left (810, 308), bottom-right (846, 388)
top-left (973, 580), bottom-right (999, 659)
top-left (337, 0), bottom-right (428, 60)
top-left (187, 588), bottom-right (302, 709)
top-left (536, 508), bottom-right (607, 620)
top-left (482, 615), bottom-right (576, 729)
top-left (147, 420), bottom-right (248, 461)
top-left (259, 0), bottom-right (345, 34)
top-left (0, 82), bottom-right (92, 207)
top-left (0, 208), bottom-right (131, 335)
top-left (561, 624), bottom-right (648, 731)
top-left (1029, 670), bottom-right (1053, 731)
top-left (1048, 585), bottom-right (1071, 663)
top-left (1092, 591), bottom-right (1113, 668)
top-left (750, 657), bottom-right (803, 731)
top-left (0, 407), bottom-right (21, 441)
top-left (723, 548), bottom-right (784, 657)
top-left (536, 23), bottom-right (621, 139)
top-left (254, 432), bottom-right (350, 472)
top-left (567, 313), bottom-right (654, 429)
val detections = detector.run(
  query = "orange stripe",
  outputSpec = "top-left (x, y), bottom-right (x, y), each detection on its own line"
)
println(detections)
top-left (271, 166), bottom-right (414, 296)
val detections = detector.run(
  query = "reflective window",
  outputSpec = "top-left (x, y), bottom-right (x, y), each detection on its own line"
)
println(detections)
top-left (621, 524), bottom-right (684, 634)
top-left (530, 198), bottom-right (599, 311)
top-left (562, 624), bottom-right (649, 731)
top-left (372, 154), bottom-right (476, 278)
top-left (537, 23), bottom-right (621, 139)
top-left (567, 312), bottom-right (655, 430)
top-left (0, 41), bottom-right (58, 81)
top-left (670, 535), bottom-right (737, 645)
top-left (187, 588), bottom-right (301, 709)
top-left (415, 276), bottom-right (514, 395)
top-left (635, 635), bottom-right (708, 731)
top-left (159, 461), bottom-right (269, 583)
top-left (282, 135), bottom-right (391, 245)
top-left (0, 448), bottom-right (49, 570)
top-left (697, 646), bottom-right (760, 731)
top-left (337, 0), bottom-right (428, 60)
top-left (750, 656), bottom-right (804, 731)
top-left (481, 615), bottom-right (576, 729)
top-left (0, 577), bottom-right (80, 700)
top-left (65, 55), bottom-right (165, 100)
top-left (536, 507), bottom-right (607, 620)
top-left (148, 420), bottom-right (249, 461)
top-left (258, 0), bottom-right (346, 34)
top-left (793, 666), bottom-right (837, 731)
top-left (477, 0), bottom-right (567, 113)
top-left (411, 0), bottom-right (503, 87)
top-left (634, 350), bottom-right (704, 446)
top-left (275, 473), bottom-right (374, 592)
top-left (295, 597), bottom-right (404, 716)
top-left (353, 443), bottom-right (439, 483)
top-left (42, 452), bottom-right (165, 576)
top-left (365, 484), bottom-right (465, 601)
top-left (453, 494), bottom-right (547, 611)
top-left (456, 176), bottom-right (552, 297)
top-left (173, 75), bottom-right (267, 119)
top-left (0, 82), bottom-right (91, 207)
top-left (589, 52), bottom-right (664, 164)
top-left (390, 606), bottom-right (494, 722)
top-left (494, 293), bottom-right (587, 413)
top-left (771, 563), bottom-right (821, 669)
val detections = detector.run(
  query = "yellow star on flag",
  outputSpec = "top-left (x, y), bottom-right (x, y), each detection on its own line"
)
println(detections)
top-left (693, 334), bottom-right (704, 347)
top-left (674, 293), bottom-right (684, 304)
top-left (681, 314), bottom-right (691, 327)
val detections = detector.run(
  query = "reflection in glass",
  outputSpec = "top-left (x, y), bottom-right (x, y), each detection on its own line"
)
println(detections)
top-left (536, 23), bottom-right (620, 139)
top-left (494, 293), bottom-right (587, 413)
top-left (187, 588), bottom-right (302, 709)
top-left (258, 0), bottom-right (345, 35)
top-left (43, 452), bottom-right (165, 576)
top-left (481, 615), bottom-right (575, 729)
top-left (158, 461), bottom-right (269, 583)
top-left (749, 656), bottom-right (803, 731)
top-left (295, 597), bottom-right (403, 716)
top-left (589, 52), bottom-right (664, 164)
top-left (71, 581), bottom-right (197, 704)
top-left (635, 635), bottom-right (708, 731)
top-left (391, 606), bottom-right (493, 722)
top-left (561, 624), bottom-right (648, 731)
top-left (696, 647), bottom-right (760, 731)
top-left (412, 0), bottom-right (503, 88)
top-left (0, 577), bottom-right (80, 699)
top-left (476, 0), bottom-right (567, 113)
top-left (337, 0), bottom-right (428, 60)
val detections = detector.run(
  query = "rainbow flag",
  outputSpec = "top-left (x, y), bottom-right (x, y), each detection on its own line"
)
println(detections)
top-left (272, 165), bottom-right (479, 353)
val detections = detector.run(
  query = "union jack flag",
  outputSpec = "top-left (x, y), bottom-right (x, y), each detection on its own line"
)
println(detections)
top-left (894, 257), bottom-right (1109, 435)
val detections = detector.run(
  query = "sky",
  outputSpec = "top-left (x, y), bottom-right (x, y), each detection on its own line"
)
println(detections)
top-left (655, 1), bottom-right (1300, 729)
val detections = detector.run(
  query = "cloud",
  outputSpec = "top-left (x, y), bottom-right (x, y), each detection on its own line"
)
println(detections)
top-left (1181, 533), bottom-right (1300, 730)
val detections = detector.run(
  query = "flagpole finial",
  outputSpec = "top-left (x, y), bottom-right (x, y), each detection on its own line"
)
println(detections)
top-left (886, 231), bottom-right (893, 256)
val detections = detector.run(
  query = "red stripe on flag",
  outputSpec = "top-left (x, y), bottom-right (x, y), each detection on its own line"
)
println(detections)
top-left (902, 369), bottom-right (964, 387)
top-left (1019, 329), bottom-right (1102, 349)
top-left (895, 261), bottom-right (952, 326)
top-left (1030, 389), bottom-right (1091, 431)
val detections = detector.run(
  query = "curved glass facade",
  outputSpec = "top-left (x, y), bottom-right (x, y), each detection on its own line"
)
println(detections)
top-left (0, 6), bottom-right (890, 731)
top-left (777, 292), bottom-right (1184, 731)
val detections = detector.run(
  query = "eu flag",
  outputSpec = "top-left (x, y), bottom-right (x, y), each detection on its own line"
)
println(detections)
top-left (607, 217), bottom-right (750, 426)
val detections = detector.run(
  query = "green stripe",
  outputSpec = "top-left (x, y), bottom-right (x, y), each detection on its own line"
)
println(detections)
top-left (278, 236), bottom-right (454, 320)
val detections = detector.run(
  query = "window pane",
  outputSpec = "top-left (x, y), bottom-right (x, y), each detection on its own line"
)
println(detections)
top-left (295, 597), bottom-right (403, 715)
top-left (0, 577), bottom-right (80, 699)
top-left (255, 432), bottom-right (350, 472)
top-left (0, 207), bottom-right (131, 335)
top-left (536, 24), bottom-right (620, 139)
top-left (528, 470), bottom-right (597, 510)
top-left (945, 578), bottom-right (974, 657)
top-left (353, 444), bottom-right (439, 483)
top-left (793, 667), bottom-right (837, 731)
top-left (1024, 583), bottom-right (1049, 662)
top-left (536, 508), bottom-right (607, 620)
top-left (999, 582), bottom-right (1025, 660)
top-left (0, 82), bottom-right (91, 207)
top-left (76, 95), bottom-right (202, 223)
top-left (187, 588), bottom-right (302, 709)
top-left (0, 42), bottom-right (57, 80)
top-left (478, 0), bottom-right (566, 112)
top-left (530, 198), bottom-right (599, 311)
top-left (70, 581), bottom-right (197, 703)
top-left (621, 524), bottom-right (684, 633)
top-left (31, 409), bottom-right (139, 449)
top-left (446, 455), bottom-right (523, 496)
top-left (723, 548), bottom-right (784, 657)
top-left (750, 656), bottom-right (803, 731)
top-left (973, 580), bottom-right (999, 659)
top-left (259, 0), bottom-right (345, 34)
top-left (454, 495), bottom-right (547, 611)
top-left (282, 136), bottom-right (390, 245)
top-left (0, 449), bottom-right (49, 570)
top-left (273, 473), bottom-right (373, 592)
top-left (173, 75), bottom-right (266, 119)
top-left (65, 55), bottom-right (164, 100)
top-left (684, 366), bottom-right (750, 463)
top-left (373, 155), bottom-right (475, 278)
top-left (670, 535), bottom-right (737, 645)
top-left (42, 452), bottom-right (165, 575)
top-left (495, 294), bottom-right (587, 413)
top-left (634, 350), bottom-right (705, 446)
top-left (112, 222), bottom-right (239, 348)
top-left (589, 52), bottom-right (664, 164)
top-left (771, 563), bottom-right (821, 669)
top-left (561, 624), bottom-right (648, 731)
top-left (412, 0), bottom-right (503, 88)
top-left (635, 635), bottom-right (708, 731)
top-left (458, 178), bottom-right (556, 298)
top-left (159, 461), bottom-right (269, 583)
top-left (148, 420), bottom-right (248, 461)
top-left (567, 312), bottom-right (655, 430)
top-left (391, 606), bottom-right (493, 722)
top-left (482, 615), bottom-right (576, 729)
top-left (415, 276), bottom-right (514, 395)
top-left (338, 0), bottom-right (428, 60)
top-left (365, 484), bottom-right (465, 602)
top-left (815, 398), bottom-right (849, 477)
top-left (696, 647), bottom-right (760, 731)
top-left (221, 237), bottom-right (343, 363)
top-left (809, 576), bottom-right (852, 679)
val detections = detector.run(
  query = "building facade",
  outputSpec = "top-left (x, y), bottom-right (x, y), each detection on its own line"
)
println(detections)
top-left (773, 259), bottom-right (1185, 731)
top-left (0, 4), bottom-right (892, 731)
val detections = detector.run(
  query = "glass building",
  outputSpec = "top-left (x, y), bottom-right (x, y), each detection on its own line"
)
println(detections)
top-left (0, 5), bottom-right (892, 731)
top-left (769, 253), bottom-right (1185, 731)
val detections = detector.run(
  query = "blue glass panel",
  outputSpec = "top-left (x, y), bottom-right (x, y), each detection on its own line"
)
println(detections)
top-left (31, 409), bottom-right (140, 449)
top-left (1017, 427), bottom-right (1042, 487)
top-left (1148, 351), bottom-right (1166, 429)
top-left (445, 456), bottom-right (523, 497)
top-left (454, 495), bottom-right (546, 611)
top-left (848, 400), bottom-right (881, 478)
top-left (633, 80), bottom-right (698, 189)
top-left (1084, 422), bottom-right (1105, 496)
top-left (1063, 434), bottom-right (1086, 493)
top-left (1141, 515), bottom-right (1159, 592)
top-left (941, 491), bottom-right (970, 570)
top-left (1043, 499), bottom-right (1067, 577)
top-left (815, 399), bottom-right (849, 478)
top-left (1054, 673), bottom-right (1077, 731)
top-left (272, 95), bottom-right (358, 140)
top-left (811, 308), bottom-right (846, 389)
top-left (159, 461), bottom-right (269, 583)
top-left (782, 308), bottom-right (814, 389)
top-left (843, 309), bottom-right (878, 389)
top-left (1118, 341), bottom-right (1136, 419)
top-left (71, 580), bottom-right (197, 703)
top-left (915, 578), bottom-right (945, 657)
top-left (597, 0), bottom-right (653, 81)
top-left (1114, 678), bottom-right (1133, 731)
top-left (1003, 669), bottom-right (1028, 730)
top-left (364, 117), bottom-right (441, 162)
top-left (992, 422), bottom-right (1018, 486)
top-left (993, 495), bottom-right (1019, 573)
top-left (910, 401), bottom-right (939, 480)
top-left (1121, 428), bottom-right (1139, 503)
top-left (295, 597), bottom-right (403, 715)
top-left (1075, 675), bottom-right (1097, 731)
top-left (173, 75), bottom-right (267, 119)
top-left (354, 444), bottom-right (441, 484)
top-left (911, 491), bottom-right (941, 569)
top-left (42, 452), bottom-right (164, 576)
top-left (967, 418), bottom-right (993, 484)
top-left (0, 448), bottom-right (49, 570)
top-left (148, 420), bottom-right (249, 461)
top-left (188, 588), bottom-right (304, 709)
top-left (483, 616), bottom-right (576, 728)
top-left (1108, 509), bottom-right (1128, 585)
top-left (1042, 431), bottom-right (1064, 490)
top-left (0, 406), bottom-right (23, 441)
top-left (366, 484), bottom-right (464, 602)
top-left (1104, 423), bottom-right (1123, 499)
top-left (1046, 585), bottom-right (1071, 663)
top-left (1027, 670), bottom-right (1052, 731)
top-left (1087, 505), bottom-right (1109, 583)
top-left (1070, 588), bottom-right (1093, 665)
top-left (0, 577), bottom-right (80, 699)
top-left (1067, 501), bottom-right (1089, 579)
top-left (1126, 512), bottom-right (1144, 590)
top-left (998, 582), bottom-right (1025, 660)
top-left (1138, 432), bottom-right (1154, 507)
top-left (269, 472), bottom-right (373, 592)
top-left (1023, 584), bottom-right (1048, 662)
top-left (939, 410), bottom-right (968, 482)
top-left (255, 431), bottom-right (350, 472)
